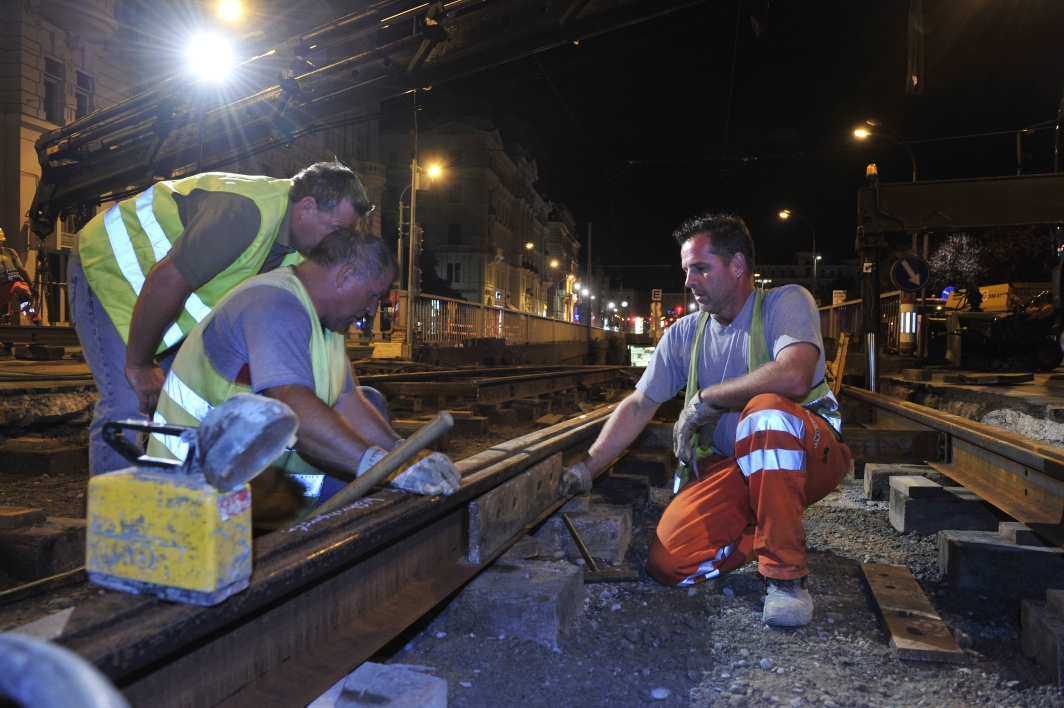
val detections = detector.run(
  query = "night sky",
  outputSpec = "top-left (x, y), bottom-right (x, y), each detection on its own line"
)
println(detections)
top-left (398, 0), bottom-right (1064, 294)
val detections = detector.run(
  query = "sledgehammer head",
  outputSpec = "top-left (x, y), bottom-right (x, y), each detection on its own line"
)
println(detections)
top-left (192, 393), bottom-right (299, 492)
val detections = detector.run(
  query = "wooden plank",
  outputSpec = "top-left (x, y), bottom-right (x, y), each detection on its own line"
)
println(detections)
top-left (845, 428), bottom-right (942, 463)
top-left (465, 453), bottom-right (562, 564)
top-left (860, 563), bottom-right (965, 663)
top-left (0, 505), bottom-right (46, 529)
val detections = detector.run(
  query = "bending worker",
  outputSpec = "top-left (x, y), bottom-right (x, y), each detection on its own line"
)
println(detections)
top-left (564, 214), bottom-right (851, 627)
top-left (0, 228), bottom-right (40, 326)
top-left (69, 161), bottom-right (372, 475)
top-left (146, 227), bottom-right (460, 517)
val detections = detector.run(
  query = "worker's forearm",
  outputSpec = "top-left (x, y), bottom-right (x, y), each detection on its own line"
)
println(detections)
top-left (126, 258), bottom-right (193, 366)
top-left (262, 384), bottom-right (373, 477)
top-left (698, 359), bottom-right (812, 410)
top-left (335, 390), bottom-right (399, 449)
top-left (584, 393), bottom-right (660, 474)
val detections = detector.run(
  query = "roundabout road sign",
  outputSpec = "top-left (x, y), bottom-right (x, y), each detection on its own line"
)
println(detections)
top-left (891, 255), bottom-right (930, 292)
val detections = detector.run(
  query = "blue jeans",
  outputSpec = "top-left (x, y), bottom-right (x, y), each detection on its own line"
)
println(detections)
top-left (317, 386), bottom-right (389, 505)
top-left (69, 257), bottom-right (175, 476)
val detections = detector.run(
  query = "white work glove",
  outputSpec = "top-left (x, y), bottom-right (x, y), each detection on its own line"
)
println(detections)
top-left (673, 397), bottom-right (724, 467)
top-left (560, 461), bottom-right (592, 495)
top-left (389, 451), bottom-right (461, 496)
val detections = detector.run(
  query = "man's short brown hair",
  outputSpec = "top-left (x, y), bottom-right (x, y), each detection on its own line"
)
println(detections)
top-left (290, 160), bottom-right (374, 216)
top-left (672, 213), bottom-right (755, 267)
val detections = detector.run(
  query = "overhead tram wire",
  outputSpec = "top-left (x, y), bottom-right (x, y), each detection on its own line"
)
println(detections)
top-left (707, 1), bottom-right (742, 204)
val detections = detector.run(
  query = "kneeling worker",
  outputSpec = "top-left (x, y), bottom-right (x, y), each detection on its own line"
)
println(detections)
top-left (563, 214), bottom-right (851, 627)
top-left (146, 227), bottom-right (460, 518)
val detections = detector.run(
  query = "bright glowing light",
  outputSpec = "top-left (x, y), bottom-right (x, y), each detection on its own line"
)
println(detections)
top-left (689, 303), bottom-right (697, 310)
top-left (816, 255), bottom-right (822, 260)
top-left (621, 301), bottom-right (628, 307)
top-left (427, 164), bottom-right (441, 177)
top-left (218, 0), bottom-right (242, 21)
top-left (582, 289), bottom-right (589, 295)
top-left (525, 242), bottom-right (534, 250)
top-left (188, 33), bottom-right (236, 81)
top-left (779, 210), bottom-right (791, 219)
top-left (590, 295), bottom-right (596, 300)
top-left (854, 128), bottom-right (870, 139)
top-left (550, 260), bottom-right (559, 268)
top-left (608, 302), bottom-right (615, 309)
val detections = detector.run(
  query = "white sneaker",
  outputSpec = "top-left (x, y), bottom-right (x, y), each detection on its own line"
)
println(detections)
top-left (763, 577), bottom-right (813, 627)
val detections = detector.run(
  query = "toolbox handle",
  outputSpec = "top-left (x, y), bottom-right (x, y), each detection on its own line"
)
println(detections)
top-left (102, 419), bottom-right (194, 468)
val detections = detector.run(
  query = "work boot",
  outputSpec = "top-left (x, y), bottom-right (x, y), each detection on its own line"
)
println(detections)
top-left (762, 576), bottom-right (813, 627)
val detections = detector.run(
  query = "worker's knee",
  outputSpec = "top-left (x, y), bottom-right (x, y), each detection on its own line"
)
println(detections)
top-left (645, 535), bottom-right (688, 587)
top-left (742, 393), bottom-right (797, 417)
top-left (357, 386), bottom-right (389, 422)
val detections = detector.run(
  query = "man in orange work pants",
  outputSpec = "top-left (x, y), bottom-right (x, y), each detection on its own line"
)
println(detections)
top-left (646, 394), bottom-right (850, 587)
top-left (559, 214), bottom-right (851, 627)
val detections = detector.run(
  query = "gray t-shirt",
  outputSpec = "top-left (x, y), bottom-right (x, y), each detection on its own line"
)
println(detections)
top-left (635, 285), bottom-right (825, 457)
top-left (201, 283), bottom-right (354, 395)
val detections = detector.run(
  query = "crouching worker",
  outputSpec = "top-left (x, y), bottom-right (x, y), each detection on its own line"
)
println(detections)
top-left (146, 227), bottom-right (460, 527)
top-left (560, 214), bottom-right (851, 627)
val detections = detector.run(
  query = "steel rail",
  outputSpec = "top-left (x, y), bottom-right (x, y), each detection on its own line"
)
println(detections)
top-left (840, 385), bottom-right (1064, 545)
top-left (25, 404), bottom-right (617, 708)
top-left (367, 366), bottom-right (626, 404)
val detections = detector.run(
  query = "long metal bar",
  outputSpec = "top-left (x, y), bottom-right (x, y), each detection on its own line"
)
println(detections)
top-left (31, 404), bottom-right (617, 708)
top-left (840, 385), bottom-right (1064, 544)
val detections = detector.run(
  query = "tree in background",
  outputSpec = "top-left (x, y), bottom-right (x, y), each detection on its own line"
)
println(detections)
top-left (978, 227), bottom-right (1054, 286)
top-left (927, 233), bottom-right (984, 294)
top-left (419, 248), bottom-right (466, 301)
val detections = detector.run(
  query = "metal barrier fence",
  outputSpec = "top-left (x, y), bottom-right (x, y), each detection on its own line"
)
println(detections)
top-left (410, 293), bottom-right (589, 345)
top-left (819, 291), bottom-right (902, 351)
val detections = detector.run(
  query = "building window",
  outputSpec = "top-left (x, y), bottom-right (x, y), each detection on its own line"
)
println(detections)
top-left (448, 185), bottom-right (462, 204)
top-left (790, 269), bottom-right (796, 276)
top-left (75, 71), bottom-right (94, 120)
top-left (806, 267), bottom-right (811, 276)
top-left (447, 221), bottom-right (462, 245)
top-left (446, 262), bottom-right (462, 283)
top-left (43, 57), bottom-right (64, 125)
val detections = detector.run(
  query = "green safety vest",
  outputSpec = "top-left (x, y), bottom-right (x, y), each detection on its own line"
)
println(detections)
top-left (673, 289), bottom-right (842, 492)
top-left (146, 266), bottom-right (349, 504)
top-left (77, 173), bottom-right (298, 354)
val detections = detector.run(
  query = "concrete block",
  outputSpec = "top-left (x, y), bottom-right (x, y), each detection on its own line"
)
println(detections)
top-left (560, 494), bottom-right (590, 513)
top-left (500, 535), bottom-right (540, 561)
top-left (939, 529), bottom-right (1064, 593)
top-left (889, 475), bottom-right (946, 499)
top-left (534, 505), bottom-right (632, 562)
top-left (614, 449), bottom-right (673, 488)
top-left (0, 518), bottom-right (86, 580)
top-left (0, 506), bottom-right (46, 529)
top-left (535, 414), bottom-right (565, 428)
top-left (568, 505), bottom-right (632, 561)
top-left (1000, 521), bottom-right (1042, 546)
top-left (1022, 598), bottom-right (1064, 685)
top-left (863, 463), bottom-right (950, 501)
top-left (902, 368), bottom-right (932, 382)
top-left (889, 481), bottom-right (999, 535)
top-left (389, 397), bottom-right (422, 413)
top-left (445, 560), bottom-right (583, 648)
top-left (451, 415), bottom-right (488, 437)
top-left (337, 663), bottom-right (446, 708)
top-left (0, 440), bottom-right (88, 476)
top-left (591, 474), bottom-right (649, 511)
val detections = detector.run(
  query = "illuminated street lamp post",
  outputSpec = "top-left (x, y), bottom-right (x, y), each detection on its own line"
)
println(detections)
top-left (779, 210), bottom-right (820, 303)
top-left (403, 159), bottom-right (441, 349)
top-left (854, 119), bottom-right (916, 182)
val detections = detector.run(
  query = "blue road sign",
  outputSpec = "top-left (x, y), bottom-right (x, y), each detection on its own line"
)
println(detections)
top-left (890, 255), bottom-right (930, 292)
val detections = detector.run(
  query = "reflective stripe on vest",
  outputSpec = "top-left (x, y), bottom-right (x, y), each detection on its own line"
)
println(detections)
top-left (146, 267), bottom-right (348, 499)
top-left (671, 289), bottom-right (843, 492)
top-left (78, 173), bottom-right (293, 353)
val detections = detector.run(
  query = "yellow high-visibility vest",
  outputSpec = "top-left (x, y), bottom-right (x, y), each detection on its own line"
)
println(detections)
top-left (77, 173), bottom-right (295, 353)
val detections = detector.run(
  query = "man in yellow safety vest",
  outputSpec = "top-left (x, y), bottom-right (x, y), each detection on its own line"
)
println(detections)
top-left (562, 214), bottom-right (851, 628)
top-left (69, 161), bottom-right (372, 475)
top-left (146, 227), bottom-right (460, 518)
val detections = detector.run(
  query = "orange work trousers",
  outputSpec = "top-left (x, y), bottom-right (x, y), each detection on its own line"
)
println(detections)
top-left (646, 393), bottom-right (851, 585)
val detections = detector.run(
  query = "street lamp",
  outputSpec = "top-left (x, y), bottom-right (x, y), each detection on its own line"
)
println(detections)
top-left (779, 209), bottom-right (819, 302)
top-left (853, 119), bottom-right (916, 182)
top-left (217, 0), bottom-right (242, 21)
top-left (401, 159), bottom-right (443, 348)
top-left (187, 33), bottom-right (236, 81)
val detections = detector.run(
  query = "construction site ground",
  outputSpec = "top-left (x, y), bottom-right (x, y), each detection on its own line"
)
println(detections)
top-left (3, 355), bottom-right (1064, 706)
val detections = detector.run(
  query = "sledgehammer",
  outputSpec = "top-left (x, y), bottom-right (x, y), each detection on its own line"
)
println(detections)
top-left (309, 411), bottom-right (455, 518)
